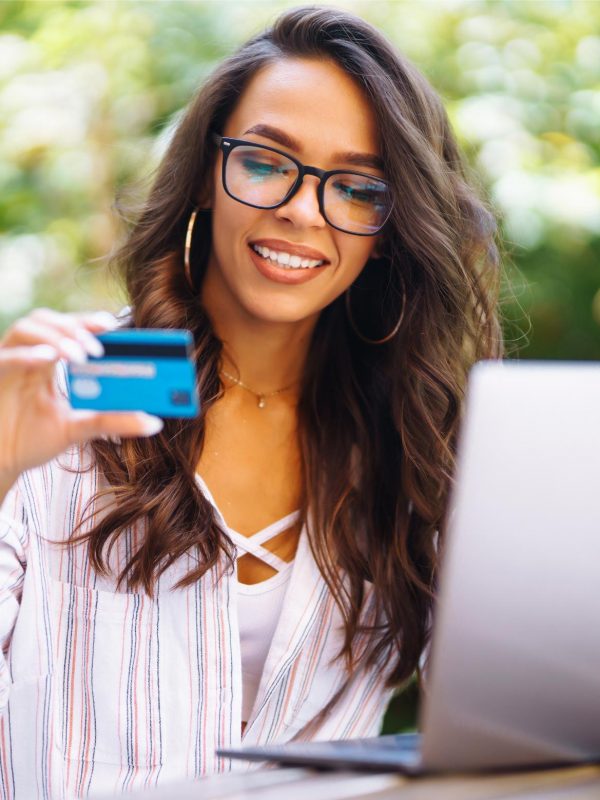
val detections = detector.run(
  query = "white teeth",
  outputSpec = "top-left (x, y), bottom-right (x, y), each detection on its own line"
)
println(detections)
top-left (251, 244), bottom-right (324, 269)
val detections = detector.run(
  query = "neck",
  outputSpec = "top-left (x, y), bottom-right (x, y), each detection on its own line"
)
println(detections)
top-left (201, 275), bottom-right (317, 395)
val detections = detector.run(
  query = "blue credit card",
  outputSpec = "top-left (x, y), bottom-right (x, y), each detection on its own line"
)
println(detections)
top-left (67, 329), bottom-right (199, 418)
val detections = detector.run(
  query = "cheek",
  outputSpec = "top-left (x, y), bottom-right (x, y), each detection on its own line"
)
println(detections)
top-left (211, 191), bottom-right (254, 256)
top-left (337, 239), bottom-right (378, 285)
top-left (210, 162), bottom-right (245, 248)
top-left (212, 184), bottom-right (235, 234)
top-left (313, 241), bottom-right (376, 313)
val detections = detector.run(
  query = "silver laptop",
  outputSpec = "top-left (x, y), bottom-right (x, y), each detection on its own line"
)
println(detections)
top-left (219, 361), bottom-right (600, 774)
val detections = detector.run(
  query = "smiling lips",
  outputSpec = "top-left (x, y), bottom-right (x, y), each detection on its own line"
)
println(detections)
top-left (249, 239), bottom-right (329, 270)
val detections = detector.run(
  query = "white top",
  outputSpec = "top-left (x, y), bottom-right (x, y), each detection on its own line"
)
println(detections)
top-left (227, 511), bottom-right (299, 722)
top-left (0, 447), bottom-right (393, 799)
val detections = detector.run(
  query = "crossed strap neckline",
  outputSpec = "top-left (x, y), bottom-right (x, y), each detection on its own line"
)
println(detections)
top-left (194, 471), bottom-right (300, 584)
top-left (226, 510), bottom-right (301, 574)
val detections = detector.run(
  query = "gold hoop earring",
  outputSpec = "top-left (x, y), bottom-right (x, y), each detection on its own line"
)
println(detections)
top-left (184, 207), bottom-right (198, 291)
top-left (345, 277), bottom-right (406, 345)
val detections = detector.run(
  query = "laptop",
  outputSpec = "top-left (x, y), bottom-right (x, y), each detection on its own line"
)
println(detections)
top-left (219, 361), bottom-right (600, 774)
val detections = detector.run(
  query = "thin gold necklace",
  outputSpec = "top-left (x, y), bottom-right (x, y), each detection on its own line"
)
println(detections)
top-left (220, 369), bottom-right (296, 409)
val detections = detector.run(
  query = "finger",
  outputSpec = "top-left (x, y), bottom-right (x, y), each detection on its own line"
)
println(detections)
top-left (2, 318), bottom-right (88, 364)
top-left (65, 411), bottom-right (164, 444)
top-left (0, 345), bottom-right (60, 376)
top-left (70, 310), bottom-right (120, 334)
top-left (29, 308), bottom-right (105, 358)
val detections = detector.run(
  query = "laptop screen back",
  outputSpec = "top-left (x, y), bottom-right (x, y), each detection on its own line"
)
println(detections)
top-left (421, 361), bottom-right (600, 771)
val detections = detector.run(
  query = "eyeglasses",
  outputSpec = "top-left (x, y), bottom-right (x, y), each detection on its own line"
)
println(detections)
top-left (213, 134), bottom-right (393, 236)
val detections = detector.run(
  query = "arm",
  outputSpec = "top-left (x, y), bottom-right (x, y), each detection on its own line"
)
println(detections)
top-left (0, 485), bottom-right (28, 713)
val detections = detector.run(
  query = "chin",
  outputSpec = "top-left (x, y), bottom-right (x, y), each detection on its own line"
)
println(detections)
top-left (249, 309), bottom-right (316, 326)
top-left (242, 297), bottom-right (320, 327)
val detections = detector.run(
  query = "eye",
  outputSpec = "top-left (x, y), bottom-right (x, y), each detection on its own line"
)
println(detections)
top-left (241, 157), bottom-right (294, 179)
top-left (332, 179), bottom-right (385, 206)
top-left (242, 158), bottom-right (276, 175)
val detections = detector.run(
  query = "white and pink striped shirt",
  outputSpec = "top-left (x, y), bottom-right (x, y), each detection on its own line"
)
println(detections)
top-left (0, 444), bottom-right (393, 798)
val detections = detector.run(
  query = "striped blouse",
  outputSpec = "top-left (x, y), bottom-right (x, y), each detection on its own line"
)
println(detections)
top-left (0, 444), bottom-right (394, 799)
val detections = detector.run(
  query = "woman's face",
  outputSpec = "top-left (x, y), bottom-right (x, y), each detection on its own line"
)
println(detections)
top-left (202, 57), bottom-right (384, 328)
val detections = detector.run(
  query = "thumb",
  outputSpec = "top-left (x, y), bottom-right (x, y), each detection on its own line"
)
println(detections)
top-left (65, 411), bottom-right (164, 444)
top-left (0, 345), bottom-right (59, 376)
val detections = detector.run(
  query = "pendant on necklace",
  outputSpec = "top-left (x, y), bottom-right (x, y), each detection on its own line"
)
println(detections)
top-left (257, 395), bottom-right (266, 409)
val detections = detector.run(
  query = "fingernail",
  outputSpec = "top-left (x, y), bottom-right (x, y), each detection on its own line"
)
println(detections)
top-left (138, 415), bottom-right (164, 436)
top-left (30, 344), bottom-right (59, 362)
top-left (81, 332), bottom-right (104, 357)
top-left (92, 311), bottom-right (119, 328)
top-left (60, 338), bottom-right (87, 365)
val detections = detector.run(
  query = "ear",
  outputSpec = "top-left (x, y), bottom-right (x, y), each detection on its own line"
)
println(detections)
top-left (196, 183), bottom-right (213, 210)
top-left (196, 161), bottom-right (217, 209)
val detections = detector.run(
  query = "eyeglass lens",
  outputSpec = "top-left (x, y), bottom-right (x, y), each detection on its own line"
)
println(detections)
top-left (225, 145), bottom-right (391, 234)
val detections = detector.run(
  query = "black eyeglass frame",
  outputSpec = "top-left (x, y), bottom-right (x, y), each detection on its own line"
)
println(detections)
top-left (212, 133), bottom-right (393, 237)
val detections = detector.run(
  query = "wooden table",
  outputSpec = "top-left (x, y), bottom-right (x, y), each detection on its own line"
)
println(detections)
top-left (120, 764), bottom-right (600, 799)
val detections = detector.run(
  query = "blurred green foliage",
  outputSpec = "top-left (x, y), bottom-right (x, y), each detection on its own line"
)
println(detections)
top-left (0, 0), bottom-right (599, 734)
top-left (1, 0), bottom-right (599, 355)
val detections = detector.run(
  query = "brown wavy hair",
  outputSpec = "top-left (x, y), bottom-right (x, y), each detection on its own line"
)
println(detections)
top-left (74, 6), bottom-right (503, 689)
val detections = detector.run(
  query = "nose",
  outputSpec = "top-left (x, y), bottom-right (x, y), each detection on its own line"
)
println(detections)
top-left (273, 175), bottom-right (326, 230)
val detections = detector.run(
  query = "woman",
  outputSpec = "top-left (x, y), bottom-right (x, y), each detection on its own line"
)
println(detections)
top-left (0, 6), bottom-right (502, 798)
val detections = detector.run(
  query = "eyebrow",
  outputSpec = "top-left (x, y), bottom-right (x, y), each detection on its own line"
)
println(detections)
top-left (243, 124), bottom-right (384, 172)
